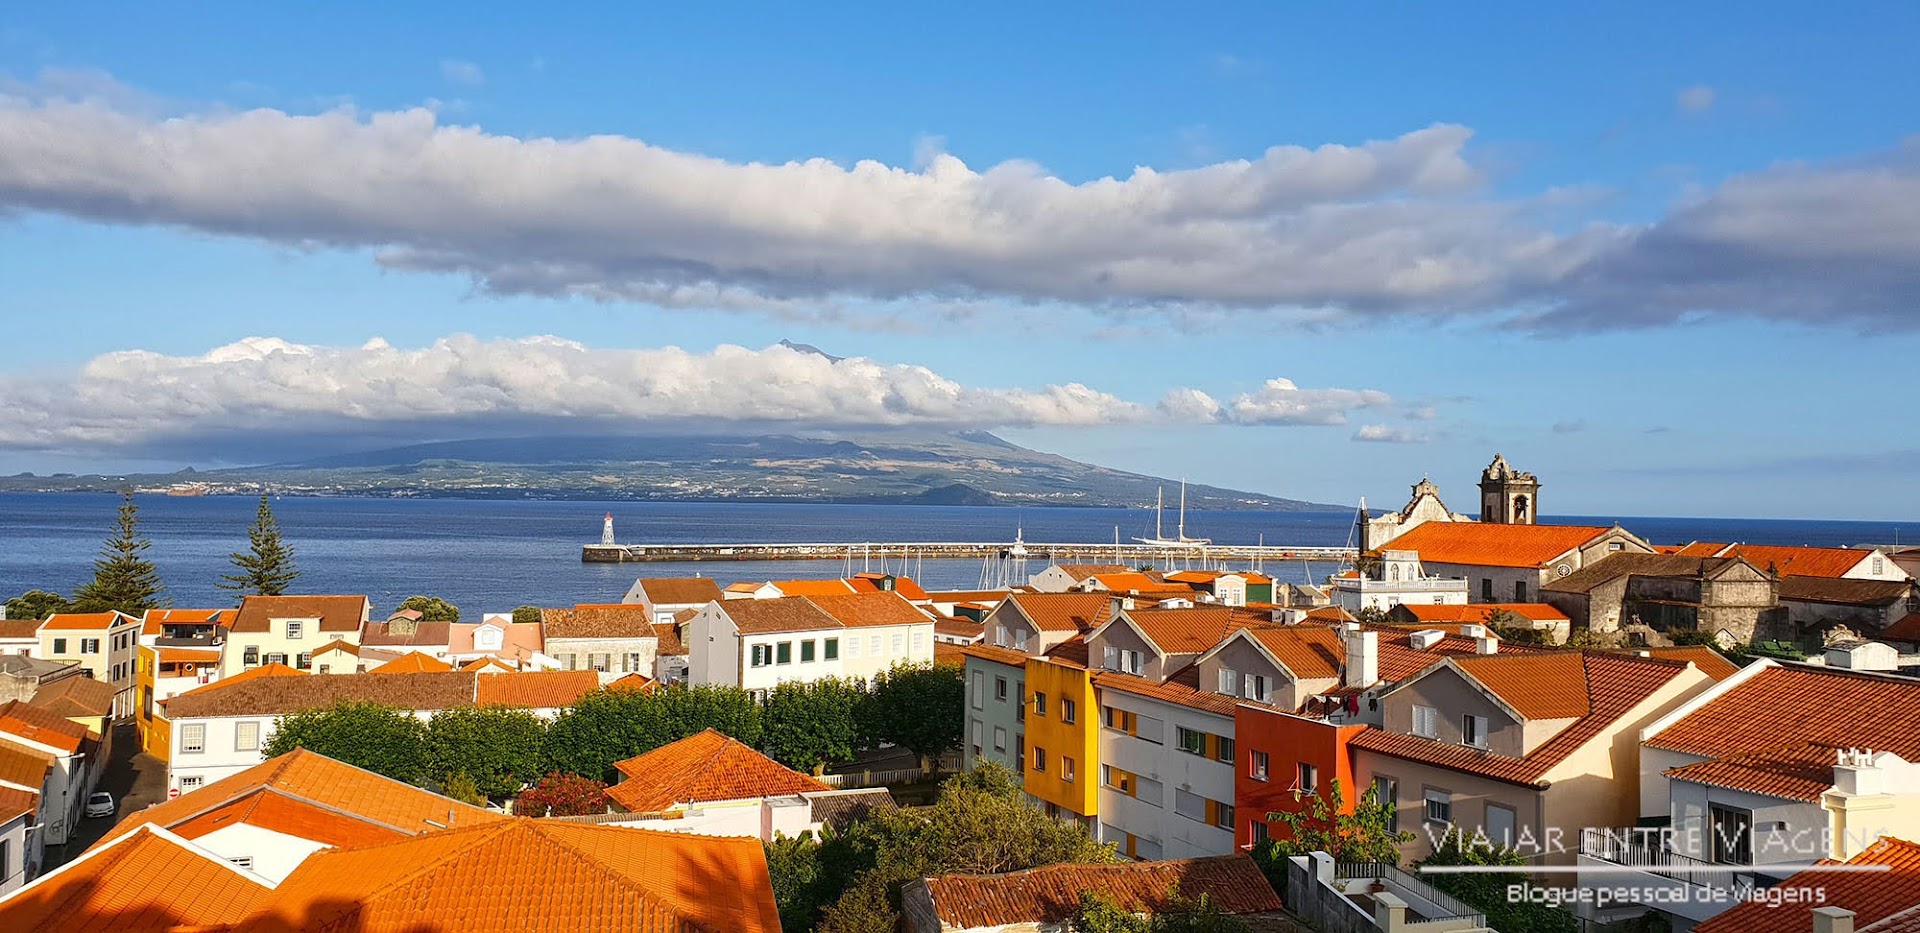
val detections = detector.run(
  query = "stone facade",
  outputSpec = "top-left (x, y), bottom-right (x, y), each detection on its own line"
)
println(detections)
top-left (1478, 453), bottom-right (1539, 525)
top-left (1361, 478), bottom-right (1472, 552)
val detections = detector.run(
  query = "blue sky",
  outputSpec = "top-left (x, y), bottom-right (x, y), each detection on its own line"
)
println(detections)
top-left (2, 2), bottom-right (1917, 519)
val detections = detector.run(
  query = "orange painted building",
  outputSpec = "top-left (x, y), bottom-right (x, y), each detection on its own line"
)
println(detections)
top-left (1233, 704), bottom-right (1367, 848)
top-left (1022, 649), bottom-right (1099, 827)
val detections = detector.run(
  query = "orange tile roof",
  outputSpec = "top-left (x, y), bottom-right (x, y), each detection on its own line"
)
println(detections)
top-left (155, 647), bottom-right (223, 664)
top-left (459, 656), bottom-right (519, 673)
top-left (1052, 564), bottom-right (1131, 580)
top-left (934, 642), bottom-right (968, 666)
top-left (0, 784), bottom-right (36, 824)
top-left (915, 854), bottom-right (1281, 928)
top-left (0, 699), bottom-right (90, 753)
top-left (1351, 653), bottom-right (1693, 786)
top-left (0, 618), bottom-right (40, 639)
top-left (101, 748), bottom-right (504, 847)
top-left (805, 591), bottom-right (930, 628)
top-left (1634, 646), bottom-right (1741, 681)
top-left (606, 673), bottom-right (657, 692)
top-left (607, 729), bottom-right (829, 811)
top-left (1672, 541), bottom-right (1729, 557)
top-left (1645, 664), bottom-right (1920, 762)
top-left (215, 662), bottom-right (311, 686)
top-left (1393, 602), bottom-right (1570, 623)
top-left (475, 670), bottom-right (603, 709)
top-left (1452, 652), bottom-right (1592, 719)
top-left (542, 604), bottom-right (657, 639)
top-left (1362, 625), bottom-right (1550, 684)
top-left (652, 620), bottom-right (688, 655)
top-left (632, 577), bottom-right (724, 606)
top-left (718, 597), bottom-right (842, 635)
top-left (1094, 664), bottom-right (1240, 717)
top-left (1244, 626), bottom-right (1346, 680)
top-left (959, 643), bottom-right (1032, 668)
top-left (0, 735), bottom-right (56, 790)
top-left (169, 788), bottom-right (411, 849)
top-left (28, 675), bottom-right (116, 718)
top-left (1884, 611), bottom-right (1920, 644)
top-left (367, 651), bottom-right (454, 674)
top-left (310, 640), bottom-right (360, 657)
top-left (1042, 634), bottom-right (1090, 668)
top-left (1694, 837), bottom-right (1920, 933)
top-left (38, 611), bottom-right (133, 631)
top-left (935, 618), bottom-right (985, 639)
top-left (1084, 571), bottom-right (1192, 594)
top-left (230, 595), bottom-right (368, 634)
top-left (1662, 742), bottom-right (1843, 802)
top-left (140, 608), bottom-right (229, 636)
top-left (1380, 522), bottom-right (1616, 568)
top-left (1724, 544), bottom-right (1882, 579)
top-left (164, 671), bottom-right (482, 719)
top-left (1008, 592), bottom-right (1115, 633)
top-left (232, 818), bottom-right (781, 933)
top-left (1305, 605), bottom-right (1357, 623)
top-left (0, 825), bottom-right (272, 931)
top-left (1119, 606), bottom-right (1256, 655)
top-left (769, 578), bottom-right (859, 597)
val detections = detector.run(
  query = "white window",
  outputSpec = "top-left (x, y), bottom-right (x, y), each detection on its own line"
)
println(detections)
top-left (1413, 705), bottom-right (1438, 738)
top-left (476, 627), bottom-right (502, 651)
top-left (1134, 775), bottom-right (1164, 807)
top-left (1874, 556), bottom-right (1886, 575)
top-left (1424, 788), bottom-right (1451, 824)
top-left (993, 726), bottom-right (1006, 752)
top-left (181, 723), bottom-right (205, 753)
top-left (848, 636), bottom-right (862, 657)
top-left (1134, 714), bottom-right (1165, 745)
top-left (1218, 668), bottom-right (1238, 696)
top-left (970, 718), bottom-right (983, 754)
top-left (285, 621), bottom-right (302, 639)
top-left (1250, 750), bottom-right (1269, 781)
top-left (869, 634), bottom-right (881, 655)
top-left (751, 644), bottom-right (772, 667)
top-left (1463, 715), bottom-right (1488, 749)
top-left (970, 671), bottom-right (985, 709)
top-left (81, 638), bottom-right (100, 654)
top-left (1173, 788), bottom-right (1205, 821)
top-left (1104, 645), bottom-right (1119, 669)
top-left (912, 630), bottom-right (926, 653)
top-left (1063, 756), bottom-right (1076, 783)
top-left (1484, 803), bottom-right (1515, 847)
top-left (891, 633), bottom-right (905, 654)
top-left (1013, 629), bottom-right (1029, 651)
top-left (235, 721), bottom-right (260, 752)
top-left (995, 624), bottom-right (1009, 647)
top-left (179, 775), bottom-right (203, 792)
top-left (1243, 674), bottom-right (1270, 703)
top-left (1296, 762), bottom-right (1318, 795)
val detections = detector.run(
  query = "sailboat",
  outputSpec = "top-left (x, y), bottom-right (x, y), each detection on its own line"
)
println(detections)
top-left (1133, 480), bottom-right (1212, 547)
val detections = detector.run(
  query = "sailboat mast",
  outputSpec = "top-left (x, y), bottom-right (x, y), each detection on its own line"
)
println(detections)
top-left (1178, 480), bottom-right (1187, 540)
top-left (1155, 487), bottom-right (1164, 540)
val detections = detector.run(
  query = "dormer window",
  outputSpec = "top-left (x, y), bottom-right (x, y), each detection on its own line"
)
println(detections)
top-left (1103, 646), bottom-right (1143, 675)
top-left (1463, 714), bottom-right (1488, 749)
top-left (1243, 674), bottom-right (1269, 703)
top-left (1218, 668), bottom-right (1238, 696)
top-left (285, 621), bottom-right (302, 640)
top-left (476, 626), bottom-right (503, 651)
top-left (994, 625), bottom-right (1008, 647)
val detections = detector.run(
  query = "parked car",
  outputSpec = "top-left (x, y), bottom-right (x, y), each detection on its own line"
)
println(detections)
top-left (84, 792), bottom-right (115, 818)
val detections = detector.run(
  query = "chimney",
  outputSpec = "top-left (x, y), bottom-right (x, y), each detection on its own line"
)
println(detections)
top-left (1409, 630), bottom-right (1444, 651)
top-left (1346, 630), bottom-right (1379, 688)
top-left (1460, 623), bottom-right (1487, 639)
top-left (1813, 906), bottom-right (1856, 933)
top-left (1476, 636), bottom-right (1499, 655)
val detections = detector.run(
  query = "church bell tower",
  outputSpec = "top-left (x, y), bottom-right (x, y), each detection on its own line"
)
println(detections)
top-left (1479, 454), bottom-right (1540, 524)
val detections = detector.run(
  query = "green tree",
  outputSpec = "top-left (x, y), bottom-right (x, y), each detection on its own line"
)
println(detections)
top-left (217, 494), bottom-right (300, 598)
top-left (263, 700), bottom-right (430, 784)
top-left (543, 684), bottom-right (763, 782)
top-left (398, 595), bottom-right (461, 623)
top-left (1484, 608), bottom-right (1552, 645)
top-left (72, 491), bottom-right (167, 615)
top-left (1416, 827), bottom-right (1576, 933)
top-left (1252, 781), bottom-right (1410, 895)
top-left (860, 662), bottom-right (964, 766)
top-left (762, 678), bottom-right (864, 773)
top-left (4, 590), bottom-right (71, 621)
top-left (810, 761), bottom-right (1116, 933)
top-left (440, 771), bottom-right (486, 806)
top-left (1072, 890), bottom-right (1251, 933)
top-left (516, 772), bottom-right (609, 817)
top-left (426, 706), bottom-right (548, 798)
top-left (511, 605), bottom-right (543, 625)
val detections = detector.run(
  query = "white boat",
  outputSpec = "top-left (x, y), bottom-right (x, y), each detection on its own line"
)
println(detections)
top-left (1133, 480), bottom-right (1212, 547)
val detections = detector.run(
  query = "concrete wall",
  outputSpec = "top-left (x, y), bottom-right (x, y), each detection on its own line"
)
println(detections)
top-left (192, 822), bottom-right (330, 884)
top-left (1088, 620), bottom-right (1169, 681)
top-left (1668, 780), bottom-right (1825, 865)
top-left (686, 604), bottom-right (742, 687)
top-left (547, 636), bottom-right (659, 684)
top-left (839, 622), bottom-right (934, 683)
top-left (1353, 749), bottom-right (1547, 863)
top-left (1382, 666), bottom-right (1540, 758)
top-left (223, 619), bottom-right (360, 678)
top-left (0, 808), bottom-right (37, 894)
top-left (1097, 691), bottom-right (1236, 858)
top-left (965, 655), bottom-right (1026, 774)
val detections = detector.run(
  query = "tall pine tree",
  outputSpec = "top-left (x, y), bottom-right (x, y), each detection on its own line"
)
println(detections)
top-left (219, 494), bottom-right (299, 598)
top-left (73, 491), bottom-right (167, 614)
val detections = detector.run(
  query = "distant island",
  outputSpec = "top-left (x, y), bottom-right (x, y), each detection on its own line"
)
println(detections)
top-left (0, 431), bottom-right (1344, 511)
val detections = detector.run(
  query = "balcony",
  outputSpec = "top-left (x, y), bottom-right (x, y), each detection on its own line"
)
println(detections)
top-left (1576, 827), bottom-right (1796, 925)
top-left (1288, 853), bottom-right (1491, 932)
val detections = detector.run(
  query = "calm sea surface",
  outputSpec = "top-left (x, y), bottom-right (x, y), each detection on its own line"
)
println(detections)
top-left (0, 493), bottom-right (1911, 615)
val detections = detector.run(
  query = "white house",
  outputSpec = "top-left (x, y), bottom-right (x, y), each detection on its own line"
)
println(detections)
top-left (620, 578), bottom-right (725, 624)
top-left (1328, 550), bottom-right (1471, 614)
top-left (0, 700), bottom-right (93, 846)
top-left (0, 785), bottom-right (34, 895)
top-left (686, 593), bottom-right (935, 694)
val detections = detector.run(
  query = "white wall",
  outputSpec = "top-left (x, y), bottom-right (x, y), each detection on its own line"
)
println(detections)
top-left (686, 604), bottom-right (743, 687)
top-left (839, 623), bottom-right (934, 683)
top-left (0, 809), bottom-right (36, 895)
top-left (190, 822), bottom-right (331, 883)
top-left (1096, 692), bottom-right (1236, 859)
top-left (739, 630), bottom-right (846, 692)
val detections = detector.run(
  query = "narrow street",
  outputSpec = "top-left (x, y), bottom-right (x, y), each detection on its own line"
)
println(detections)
top-left (44, 722), bottom-right (167, 868)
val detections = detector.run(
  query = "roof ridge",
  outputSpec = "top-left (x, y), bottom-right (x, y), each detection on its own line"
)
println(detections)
top-left (523, 821), bottom-right (713, 924)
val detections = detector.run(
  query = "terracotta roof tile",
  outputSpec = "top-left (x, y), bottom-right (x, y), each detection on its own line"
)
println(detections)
top-left (925, 589), bottom-right (1016, 604)
top-left (959, 644), bottom-right (1032, 667)
top-left (1543, 553), bottom-right (1754, 595)
top-left (803, 591), bottom-right (931, 628)
top-left (542, 604), bottom-right (658, 640)
top-left (1672, 542), bottom-right (1730, 557)
top-left (0, 784), bottom-right (36, 824)
top-left (1884, 611), bottom-right (1920, 643)
top-left (633, 577), bottom-right (724, 606)
top-left (1646, 664), bottom-right (1920, 762)
top-left (935, 618), bottom-right (985, 639)
top-left (367, 651), bottom-right (454, 674)
top-left (1352, 653), bottom-right (1693, 786)
top-left (915, 854), bottom-right (1281, 928)
top-left (1362, 625), bottom-right (1550, 684)
top-left (101, 748), bottom-right (503, 847)
top-left (39, 611), bottom-right (135, 632)
top-left (1695, 837), bottom-right (1920, 933)
top-left (1633, 646), bottom-right (1742, 681)
top-left (606, 673), bottom-right (657, 692)
top-left (164, 671), bottom-right (481, 719)
top-left (1244, 626), bottom-right (1346, 680)
top-left (607, 729), bottom-right (828, 811)
top-left (0, 825), bottom-right (272, 931)
top-left (1305, 605), bottom-right (1358, 623)
top-left (460, 656), bottom-right (519, 673)
top-left (1082, 571), bottom-right (1193, 594)
top-left (1663, 742), bottom-right (1843, 802)
top-left (1094, 665), bottom-right (1240, 717)
top-left (1008, 593), bottom-right (1115, 634)
top-left (1453, 652), bottom-right (1591, 719)
top-left (29, 676), bottom-right (117, 719)
top-left (169, 788), bottom-right (411, 849)
top-left (769, 579), bottom-right (859, 597)
top-left (230, 595), bottom-right (368, 634)
top-left (1725, 544), bottom-right (1885, 579)
top-left (1052, 564), bottom-right (1131, 581)
top-left (1382, 522), bottom-right (1617, 568)
top-left (0, 619), bottom-right (42, 640)
top-left (0, 735), bottom-right (56, 789)
top-left (0, 698), bottom-right (91, 753)
top-left (717, 597), bottom-right (842, 635)
top-left (1043, 635), bottom-right (1090, 668)
top-left (474, 670), bottom-right (601, 708)
top-left (934, 642), bottom-right (968, 666)
top-left (1392, 603), bottom-right (1570, 623)
top-left (156, 647), bottom-right (223, 664)
top-left (1117, 606), bottom-right (1250, 655)
top-left (651, 621), bottom-right (688, 656)
top-left (234, 818), bottom-right (781, 933)
top-left (359, 620), bottom-right (453, 647)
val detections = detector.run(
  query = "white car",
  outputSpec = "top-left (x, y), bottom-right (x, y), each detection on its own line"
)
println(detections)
top-left (84, 792), bottom-right (115, 818)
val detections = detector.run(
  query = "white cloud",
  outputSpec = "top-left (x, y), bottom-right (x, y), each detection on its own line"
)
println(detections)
top-left (1676, 84), bottom-right (1716, 114)
top-left (440, 59), bottom-right (485, 87)
top-left (1351, 424), bottom-right (1427, 444)
top-left (0, 336), bottom-right (1399, 455)
top-left (1226, 378), bottom-right (1391, 426)
top-left (3, 73), bottom-right (1914, 330)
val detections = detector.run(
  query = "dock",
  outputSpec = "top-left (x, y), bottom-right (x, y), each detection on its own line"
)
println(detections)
top-left (581, 541), bottom-right (1357, 563)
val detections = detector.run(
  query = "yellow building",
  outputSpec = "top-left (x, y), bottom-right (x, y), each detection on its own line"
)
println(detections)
top-left (223, 595), bottom-right (370, 676)
top-left (1022, 648), bottom-right (1099, 829)
top-left (38, 611), bottom-right (141, 717)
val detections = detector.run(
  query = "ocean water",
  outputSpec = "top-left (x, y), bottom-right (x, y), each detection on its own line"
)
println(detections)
top-left (0, 493), bottom-right (1909, 616)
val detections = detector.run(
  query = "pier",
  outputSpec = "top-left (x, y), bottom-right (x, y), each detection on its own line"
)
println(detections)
top-left (581, 541), bottom-right (1357, 564)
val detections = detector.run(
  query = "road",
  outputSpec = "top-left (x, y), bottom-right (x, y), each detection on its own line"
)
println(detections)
top-left (45, 722), bottom-right (168, 868)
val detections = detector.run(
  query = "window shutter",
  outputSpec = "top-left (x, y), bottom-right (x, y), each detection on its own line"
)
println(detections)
top-left (1104, 645), bottom-right (1119, 669)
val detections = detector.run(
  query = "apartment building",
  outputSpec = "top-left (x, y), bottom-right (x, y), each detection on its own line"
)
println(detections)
top-left (37, 612), bottom-right (140, 717)
top-left (686, 593), bottom-right (934, 693)
top-left (1328, 549), bottom-right (1470, 614)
